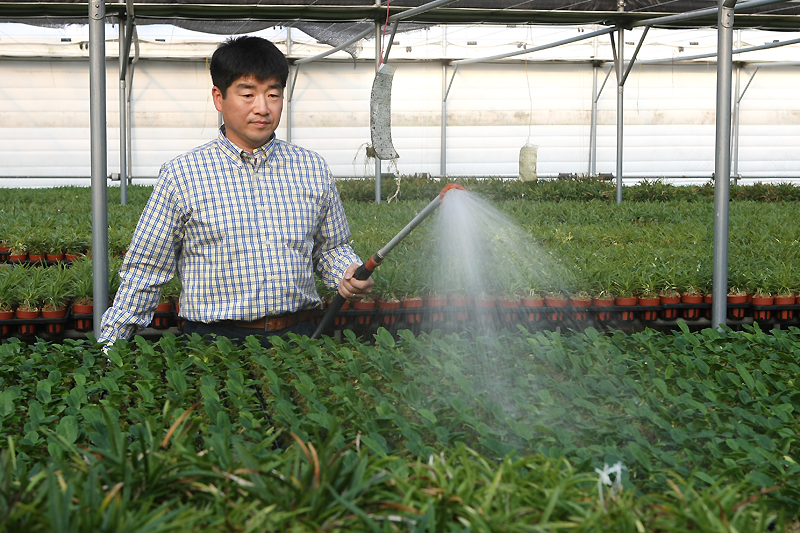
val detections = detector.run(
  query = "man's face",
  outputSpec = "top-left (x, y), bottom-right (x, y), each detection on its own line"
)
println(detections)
top-left (212, 75), bottom-right (284, 152)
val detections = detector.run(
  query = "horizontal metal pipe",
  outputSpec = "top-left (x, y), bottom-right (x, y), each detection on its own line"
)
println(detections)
top-left (632, 0), bottom-right (790, 28)
top-left (641, 34), bottom-right (800, 64)
top-left (452, 26), bottom-right (616, 66)
top-left (388, 0), bottom-right (460, 23)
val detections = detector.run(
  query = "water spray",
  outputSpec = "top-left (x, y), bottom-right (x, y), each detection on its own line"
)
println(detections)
top-left (311, 183), bottom-right (465, 339)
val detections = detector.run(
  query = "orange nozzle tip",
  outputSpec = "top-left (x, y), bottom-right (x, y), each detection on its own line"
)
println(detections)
top-left (439, 183), bottom-right (466, 202)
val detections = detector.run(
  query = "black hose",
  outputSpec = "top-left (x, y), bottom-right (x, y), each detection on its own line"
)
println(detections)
top-left (310, 262), bottom-right (375, 339)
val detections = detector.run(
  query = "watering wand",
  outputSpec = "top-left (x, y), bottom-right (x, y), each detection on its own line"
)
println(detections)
top-left (310, 183), bottom-right (465, 339)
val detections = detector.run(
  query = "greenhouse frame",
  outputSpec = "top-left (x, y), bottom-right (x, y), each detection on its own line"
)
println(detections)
top-left (2, 0), bottom-right (800, 329)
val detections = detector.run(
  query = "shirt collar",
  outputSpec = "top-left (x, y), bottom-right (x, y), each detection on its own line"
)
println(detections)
top-left (217, 125), bottom-right (276, 164)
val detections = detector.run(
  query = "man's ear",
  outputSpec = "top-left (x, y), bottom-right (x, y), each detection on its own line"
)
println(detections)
top-left (211, 86), bottom-right (223, 112)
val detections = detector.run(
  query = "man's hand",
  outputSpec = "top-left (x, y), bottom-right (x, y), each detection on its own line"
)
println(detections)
top-left (338, 263), bottom-right (375, 302)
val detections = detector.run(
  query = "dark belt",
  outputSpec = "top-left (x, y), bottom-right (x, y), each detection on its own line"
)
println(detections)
top-left (224, 309), bottom-right (321, 331)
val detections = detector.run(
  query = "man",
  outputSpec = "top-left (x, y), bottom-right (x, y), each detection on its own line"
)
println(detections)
top-left (100, 36), bottom-right (373, 346)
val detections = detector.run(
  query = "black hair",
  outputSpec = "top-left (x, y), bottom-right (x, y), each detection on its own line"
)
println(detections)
top-left (210, 36), bottom-right (289, 97)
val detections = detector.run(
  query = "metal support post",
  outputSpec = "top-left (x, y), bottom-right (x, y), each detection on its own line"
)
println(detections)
top-left (590, 64), bottom-right (598, 176)
top-left (374, 22), bottom-right (382, 204)
top-left (732, 66), bottom-right (759, 179)
top-left (712, 0), bottom-right (737, 330)
top-left (90, 0), bottom-right (109, 336)
top-left (732, 64), bottom-right (741, 179)
top-left (125, 23), bottom-right (137, 185)
top-left (118, 13), bottom-right (132, 206)
top-left (441, 61), bottom-right (447, 177)
top-left (615, 27), bottom-right (624, 204)
top-left (286, 64), bottom-right (294, 144)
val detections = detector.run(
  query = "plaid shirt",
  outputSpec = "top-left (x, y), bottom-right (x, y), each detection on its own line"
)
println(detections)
top-left (100, 128), bottom-right (360, 342)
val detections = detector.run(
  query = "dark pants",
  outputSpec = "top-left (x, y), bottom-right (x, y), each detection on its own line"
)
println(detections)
top-left (181, 319), bottom-right (317, 349)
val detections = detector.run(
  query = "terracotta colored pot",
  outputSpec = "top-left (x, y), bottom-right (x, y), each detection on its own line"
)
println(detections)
top-left (498, 299), bottom-right (521, 324)
top-left (727, 294), bottom-right (748, 319)
top-left (569, 297), bottom-right (591, 321)
top-left (425, 297), bottom-right (447, 323)
top-left (476, 298), bottom-right (496, 324)
top-left (150, 302), bottom-right (174, 329)
top-left (65, 253), bottom-right (82, 261)
top-left (46, 253), bottom-right (65, 262)
top-left (775, 295), bottom-right (795, 321)
top-left (72, 303), bottom-right (94, 331)
top-left (42, 307), bottom-right (68, 334)
top-left (175, 303), bottom-right (185, 330)
top-left (660, 294), bottom-right (680, 320)
top-left (353, 299), bottom-right (376, 325)
top-left (521, 297), bottom-right (544, 322)
top-left (592, 297), bottom-right (615, 321)
top-left (751, 296), bottom-right (774, 321)
top-left (0, 309), bottom-right (13, 336)
top-left (703, 294), bottom-right (713, 318)
top-left (681, 294), bottom-right (703, 319)
top-left (448, 297), bottom-right (471, 322)
top-left (544, 296), bottom-right (567, 322)
top-left (16, 308), bottom-right (40, 335)
top-left (377, 299), bottom-right (400, 325)
top-left (639, 297), bottom-right (660, 320)
top-left (615, 297), bottom-right (638, 321)
top-left (28, 253), bottom-right (46, 263)
top-left (335, 300), bottom-right (351, 327)
top-left (8, 253), bottom-right (27, 262)
top-left (402, 298), bottom-right (424, 324)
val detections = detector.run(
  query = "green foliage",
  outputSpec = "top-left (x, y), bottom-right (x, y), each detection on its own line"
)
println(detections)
top-left (0, 327), bottom-right (798, 529)
top-left (336, 175), bottom-right (800, 204)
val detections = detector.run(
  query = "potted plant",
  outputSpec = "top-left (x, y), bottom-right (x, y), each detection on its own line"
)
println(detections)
top-left (63, 230), bottom-right (89, 261)
top-left (8, 241), bottom-right (27, 262)
top-left (679, 285), bottom-right (705, 320)
top-left (0, 268), bottom-right (19, 336)
top-left (590, 289), bottom-right (615, 322)
top-left (41, 264), bottom-right (72, 334)
top-left (15, 271), bottom-right (44, 335)
top-left (70, 257), bottom-right (94, 331)
top-left (771, 262), bottom-right (797, 321)
top-left (611, 267), bottom-right (641, 321)
top-left (372, 271), bottom-right (400, 328)
top-left (750, 287), bottom-right (774, 321)
top-left (152, 276), bottom-right (180, 329)
top-left (43, 235), bottom-right (65, 262)
top-left (569, 290), bottom-right (591, 322)
top-left (636, 274), bottom-right (661, 321)
top-left (397, 272), bottom-right (424, 327)
top-left (727, 286), bottom-right (749, 320)
top-left (25, 236), bottom-right (47, 263)
top-left (521, 288), bottom-right (545, 323)
top-left (352, 295), bottom-right (376, 328)
top-left (543, 290), bottom-right (568, 322)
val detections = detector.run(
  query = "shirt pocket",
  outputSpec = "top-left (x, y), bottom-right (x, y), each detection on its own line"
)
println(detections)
top-left (269, 185), bottom-right (322, 247)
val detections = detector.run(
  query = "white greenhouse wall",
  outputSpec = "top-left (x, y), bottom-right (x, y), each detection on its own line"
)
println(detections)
top-left (1, 53), bottom-right (799, 186)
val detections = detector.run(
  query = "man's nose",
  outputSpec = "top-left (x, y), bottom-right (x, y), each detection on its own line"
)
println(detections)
top-left (254, 94), bottom-right (270, 115)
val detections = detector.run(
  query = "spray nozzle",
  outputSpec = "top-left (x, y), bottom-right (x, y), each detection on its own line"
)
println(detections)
top-left (439, 183), bottom-right (466, 203)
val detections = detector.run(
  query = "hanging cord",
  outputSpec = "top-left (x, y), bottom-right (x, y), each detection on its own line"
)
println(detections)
top-left (386, 161), bottom-right (401, 203)
top-left (378, 0), bottom-right (392, 67)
